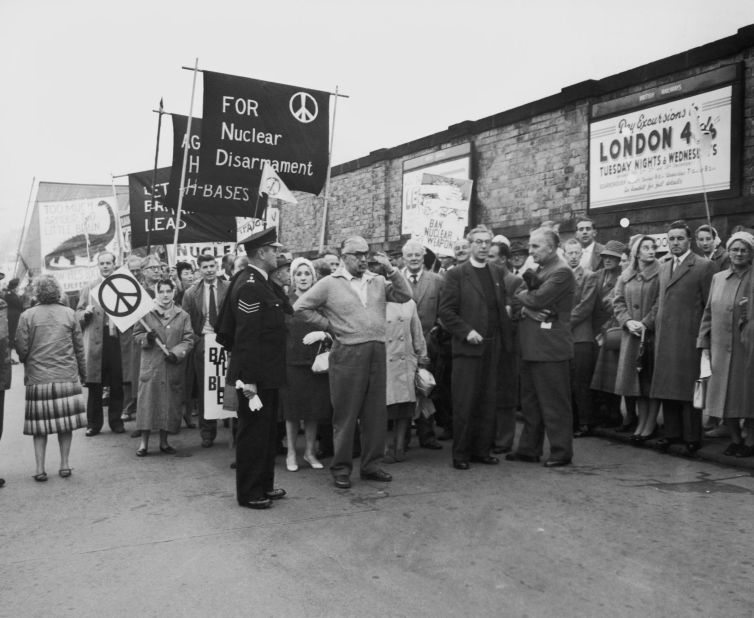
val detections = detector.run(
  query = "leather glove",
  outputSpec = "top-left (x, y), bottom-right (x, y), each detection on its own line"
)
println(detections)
top-left (146, 331), bottom-right (157, 345)
top-left (165, 352), bottom-right (178, 364)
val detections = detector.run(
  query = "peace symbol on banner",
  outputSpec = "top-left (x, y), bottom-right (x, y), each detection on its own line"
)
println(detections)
top-left (98, 274), bottom-right (144, 317)
top-left (289, 92), bottom-right (318, 123)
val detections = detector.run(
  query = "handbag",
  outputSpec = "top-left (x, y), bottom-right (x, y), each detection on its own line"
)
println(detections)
top-left (693, 377), bottom-right (708, 410)
top-left (414, 367), bottom-right (436, 397)
top-left (311, 341), bottom-right (330, 374)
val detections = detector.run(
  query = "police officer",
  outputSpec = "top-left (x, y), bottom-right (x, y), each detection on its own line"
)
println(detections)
top-left (218, 227), bottom-right (290, 510)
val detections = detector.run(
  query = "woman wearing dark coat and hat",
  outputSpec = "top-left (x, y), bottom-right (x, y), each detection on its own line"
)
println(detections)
top-left (589, 240), bottom-right (627, 428)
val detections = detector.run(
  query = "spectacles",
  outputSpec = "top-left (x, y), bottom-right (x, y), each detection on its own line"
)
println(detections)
top-left (729, 247), bottom-right (750, 254)
top-left (344, 252), bottom-right (368, 259)
top-left (472, 239), bottom-right (491, 246)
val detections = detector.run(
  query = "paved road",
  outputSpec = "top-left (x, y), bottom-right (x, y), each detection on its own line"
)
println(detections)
top-left (2, 364), bottom-right (753, 618)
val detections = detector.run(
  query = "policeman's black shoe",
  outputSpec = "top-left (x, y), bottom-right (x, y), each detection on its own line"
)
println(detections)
top-left (85, 429), bottom-right (99, 437)
top-left (452, 460), bottom-right (469, 470)
top-left (543, 458), bottom-right (572, 468)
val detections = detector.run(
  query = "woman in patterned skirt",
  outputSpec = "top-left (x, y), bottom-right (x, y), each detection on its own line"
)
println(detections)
top-left (15, 275), bottom-right (87, 481)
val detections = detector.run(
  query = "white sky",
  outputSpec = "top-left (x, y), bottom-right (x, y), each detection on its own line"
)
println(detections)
top-left (2, 0), bottom-right (754, 243)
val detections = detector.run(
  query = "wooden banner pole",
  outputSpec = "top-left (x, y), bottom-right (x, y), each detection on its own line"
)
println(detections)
top-left (318, 85), bottom-right (340, 254)
top-left (147, 98), bottom-right (165, 254)
top-left (171, 57), bottom-right (200, 266)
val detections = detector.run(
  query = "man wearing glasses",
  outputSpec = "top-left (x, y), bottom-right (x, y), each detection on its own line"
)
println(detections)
top-left (294, 235), bottom-right (412, 489)
top-left (439, 225), bottom-right (514, 470)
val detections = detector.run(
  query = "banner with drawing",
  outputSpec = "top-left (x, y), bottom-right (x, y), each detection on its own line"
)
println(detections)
top-left (39, 196), bottom-right (120, 292)
top-left (405, 173), bottom-right (473, 255)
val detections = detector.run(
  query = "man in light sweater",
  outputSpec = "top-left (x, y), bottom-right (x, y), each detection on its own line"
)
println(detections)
top-left (294, 236), bottom-right (412, 489)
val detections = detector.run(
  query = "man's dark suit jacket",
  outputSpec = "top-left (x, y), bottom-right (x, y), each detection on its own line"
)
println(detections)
top-left (516, 255), bottom-right (575, 362)
top-left (439, 260), bottom-right (512, 357)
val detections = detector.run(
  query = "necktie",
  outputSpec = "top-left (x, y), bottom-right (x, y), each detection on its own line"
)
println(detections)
top-left (209, 283), bottom-right (217, 326)
top-left (410, 274), bottom-right (418, 287)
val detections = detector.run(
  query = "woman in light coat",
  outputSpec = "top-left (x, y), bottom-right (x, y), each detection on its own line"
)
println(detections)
top-left (698, 232), bottom-right (754, 457)
top-left (383, 297), bottom-right (428, 463)
top-left (133, 279), bottom-right (193, 456)
top-left (613, 236), bottom-right (661, 442)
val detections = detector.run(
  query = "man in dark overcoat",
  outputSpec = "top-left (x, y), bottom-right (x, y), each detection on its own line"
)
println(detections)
top-left (507, 228), bottom-right (575, 467)
top-left (218, 227), bottom-right (288, 510)
top-left (651, 220), bottom-right (714, 454)
top-left (439, 225), bottom-right (513, 469)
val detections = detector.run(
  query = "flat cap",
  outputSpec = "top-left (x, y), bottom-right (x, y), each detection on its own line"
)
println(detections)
top-left (341, 236), bottom-right (369, 254)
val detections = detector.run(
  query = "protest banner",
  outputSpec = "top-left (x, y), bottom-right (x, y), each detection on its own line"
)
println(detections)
top-left (194, 71), bottom-right (329, 216)
top-left (39, 195), bottom-right (120, 293)
top-left (203, 332), bottom-right (236, 420)
top-left (405, 173), bottom-right (473, 255)
top-left (128, 166), bottom-right (237, 247)
top-left (165, 114), bottom-right (210, 214)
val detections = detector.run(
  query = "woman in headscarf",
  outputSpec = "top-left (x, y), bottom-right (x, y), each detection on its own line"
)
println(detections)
top-left (281, 257), bottom-right (331, 471)
top-left (699, 231), bottom-right (754, 457)
top-left (613, 236), bottom-right (661, 443)
top-left (15, 275), bottom-right (86, 481)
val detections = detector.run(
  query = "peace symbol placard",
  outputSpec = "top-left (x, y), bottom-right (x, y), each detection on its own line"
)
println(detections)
top-left (98, 274), bottom-right (143, 317)
top-left (94, 266), bottom-right (154, 332)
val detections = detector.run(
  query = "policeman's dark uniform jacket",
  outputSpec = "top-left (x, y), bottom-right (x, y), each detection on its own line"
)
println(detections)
top-left (216, 228), bottom-right (290, 506)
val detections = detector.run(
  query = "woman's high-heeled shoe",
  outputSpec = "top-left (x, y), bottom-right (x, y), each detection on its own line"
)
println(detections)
top-left (303, 454), bottom-right (324, 469)
top-left (286, 454), bottom-right (298, 471)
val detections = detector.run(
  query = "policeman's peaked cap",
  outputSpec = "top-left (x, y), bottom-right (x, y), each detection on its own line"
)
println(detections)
top-left (240, 227), bottom-right (282, 254)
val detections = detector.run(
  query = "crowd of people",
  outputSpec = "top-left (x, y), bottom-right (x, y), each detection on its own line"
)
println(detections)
top-left (1, 216), bottom-right (753, 508)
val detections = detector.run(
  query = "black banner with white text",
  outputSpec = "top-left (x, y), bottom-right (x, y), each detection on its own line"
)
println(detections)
top-left (128, 167), bottom-right (238, 247)
top-left (198, 71), bottom-right (329, 214)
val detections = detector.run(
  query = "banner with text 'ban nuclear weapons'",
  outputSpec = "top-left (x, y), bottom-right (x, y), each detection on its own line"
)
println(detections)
top-left (128, 166), bottom-right (237, 247)
top-left (192, 71), bottom-right (329, 216)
